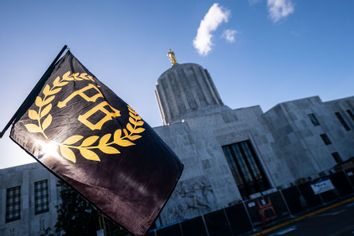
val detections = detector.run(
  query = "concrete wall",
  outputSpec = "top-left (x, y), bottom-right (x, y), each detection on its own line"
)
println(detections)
top-left (0, 163), bottom-right (58, 236)
top-left (323, 96), bottom-right (354, 160)
top-left (264, 96), bottom-right (354, 182)
top-left (154, 105), bottom-right (285, 226)
top-left (154, 96), bottom-right (354, 227)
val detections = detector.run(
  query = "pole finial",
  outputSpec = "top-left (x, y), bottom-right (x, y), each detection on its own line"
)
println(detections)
top-left (167, 49), bottom-right (177, 65)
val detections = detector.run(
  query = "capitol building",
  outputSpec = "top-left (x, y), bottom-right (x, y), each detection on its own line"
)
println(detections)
top-left (1, 52), bottom-right (354, 235)
top-left (153, 51), bottom-right (354, 228)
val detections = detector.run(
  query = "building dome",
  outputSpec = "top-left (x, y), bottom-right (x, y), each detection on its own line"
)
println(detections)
top-left (155, 62), bottom-right (224, 124)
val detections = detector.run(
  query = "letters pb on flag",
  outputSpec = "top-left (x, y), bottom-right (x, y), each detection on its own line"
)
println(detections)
top-left (10, 51), bottom-right (183, 235)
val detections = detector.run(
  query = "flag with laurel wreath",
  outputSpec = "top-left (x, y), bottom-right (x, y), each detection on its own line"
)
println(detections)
top-left (10, 51), bottom-right (183, 236)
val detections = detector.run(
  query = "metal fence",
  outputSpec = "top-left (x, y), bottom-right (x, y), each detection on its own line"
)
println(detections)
top-left (148, 168), bottom-right (354, 236)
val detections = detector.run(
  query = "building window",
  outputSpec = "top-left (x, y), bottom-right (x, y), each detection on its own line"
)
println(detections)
top-left (34, 180), bottom-right (49, 215)
top-left (308, 113), bottom-right (320, 126)
top-left (320, 133), bottom-right (332, 145)
top-left (5, 186), bottom-right (21, 222)
top-left (222, 140), bottom-right (270, 199)
top-left (335, 112), bottom-right (351, 131)
top-left (347, 109), bottom-right (354, 122)
top-left (332, 152), bottom-right (342, 164)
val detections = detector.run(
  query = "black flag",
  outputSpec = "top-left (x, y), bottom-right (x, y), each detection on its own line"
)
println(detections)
top-left (10, 51), bottom-right (183, 235)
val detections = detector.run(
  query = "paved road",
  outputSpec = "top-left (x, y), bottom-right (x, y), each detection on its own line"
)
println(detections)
top-left (267, 202), bottom-right (354, 236)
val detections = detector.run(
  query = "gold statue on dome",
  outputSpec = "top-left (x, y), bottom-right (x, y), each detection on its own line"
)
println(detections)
top-left (167, 49), bottom-right (177, 65)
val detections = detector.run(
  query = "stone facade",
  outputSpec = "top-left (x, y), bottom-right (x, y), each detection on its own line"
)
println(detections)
top-left (263, 96), bottom-right (354, 182)
top-left (154, 63), bottom-right (354, 227)
top-left (0, 163), bottom-right (59, 236)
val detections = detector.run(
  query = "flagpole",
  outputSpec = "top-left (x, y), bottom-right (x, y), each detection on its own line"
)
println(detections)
top-left (0, 45), bottom-right (68, 139)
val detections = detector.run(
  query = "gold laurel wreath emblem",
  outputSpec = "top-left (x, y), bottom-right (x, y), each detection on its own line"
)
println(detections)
top-left (24, 71), bottom-right (145, 163)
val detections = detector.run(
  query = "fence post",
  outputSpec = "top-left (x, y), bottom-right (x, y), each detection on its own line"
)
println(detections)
top-left (278, 189), bottom-right (294, 218)
top-left (223, 208), bottom-right (233, 235)
top-left (178, 223), bottom-right (184, 236)
top-left (201, 215), bottom-right (210, 236)
top-left (343, 170), bottom-right (354, 189)
top-left (241, 201), bottom-right (256, 232)
top-left (295, 184), bottom-right (310, 214)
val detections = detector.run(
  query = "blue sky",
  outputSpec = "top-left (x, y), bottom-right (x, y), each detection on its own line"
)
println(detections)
top-left (0, 0), bottom-right (353, 168)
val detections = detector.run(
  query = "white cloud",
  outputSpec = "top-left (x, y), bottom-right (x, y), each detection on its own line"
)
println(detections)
top-left (267, 0), bottom-right (294, 22)
top-left (222, 29), bottom-right (237, 43)
top-left (193, 3), bottom-right (230, 56)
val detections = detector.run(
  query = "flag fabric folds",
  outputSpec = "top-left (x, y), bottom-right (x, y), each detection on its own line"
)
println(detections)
top-left (10, 51), bottom-right (183, 235)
